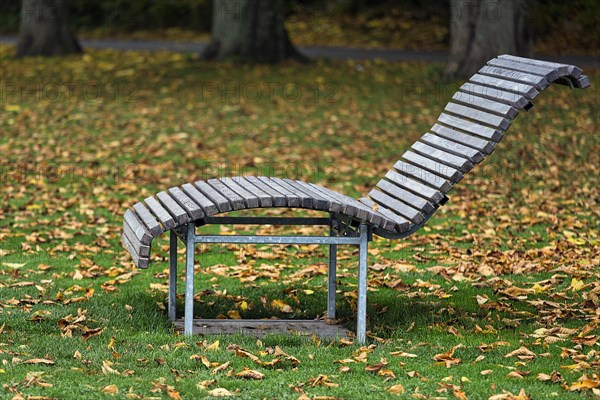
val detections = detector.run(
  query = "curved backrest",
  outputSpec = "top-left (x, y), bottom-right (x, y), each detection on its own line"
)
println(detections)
top-left (360, 55), bottom-right (590, 236)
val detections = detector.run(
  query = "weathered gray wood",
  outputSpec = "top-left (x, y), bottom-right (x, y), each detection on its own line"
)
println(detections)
top-left (393, 160), bottom-right (453, 193)
top-left (281, 179), bottom-right (329, 210)
top-left (122, 233), bottom-right (149, 269)
top-left (437, 113), bottom-right (503, 142)
top-left (314, 185), bottom-right (395, 231)
top-left (144, 196), bottom-right (177, 230)
top-left (122, 225), bottom-right (150, 257)
top-left (181, 183), bottom-right (219, 215)
top-left (384, 169), bottom-right (444, 204)
top-left (219, 178), bottom-right (260, 208)
top-left (469, 74), bottom-right (539, 100)
top-left (411, 141), bottom-right (474, 173)
top-left (307, 183), bottom-right (362, 220)
top-left (444, 102), bottom-right (512, 130)
top-left (132, 202), bottom-right (163, 236)
top-left (431, 123), bottom-right (496, 155)
top-left (258, 177), bottom-right (302, 207)
top-left (376, 179), bottom-right (434, 214)
top-left (576, 76), bottom-right (591, 89)
top-left (292, 180), bottom-right (342, 213)
top-left (402, 150), bottom-right (463, 182)
top-left (271, 177), bottom-right (314, 208)
top-left (460, 82), bottom-right (529, 109)
top-left (194, 181), bottom-right (232, 213)
top-left (124, 209), bottom-right (153, 243)
top-left (206, 179), bottom-right (245, 210)
top-left (168, 187), bottom-right (205, 220)
top-left (243, 176), bottom-right (287, 207)
top-left (123, 210), bottom-right (153, 244)
top-left (368, 189), bottom-right (424, 224)
top-left (156, 191), bottom-right (191, 224)
top-left (497, 54), bottom-right (581, 79)
top-left (173, 319), bottom-right (351, 339)
top-left (359, 197), bottom-right (410, 232)
top-left (478, 65), bottom-right (549, 90)
top-left (451, 92), bottom-right (518, 119)
top-left (487, 57), bottom-right (559, 82)
top-left (420, 133), bottom-right (484, 164)
top-left (220, 177), bottom-right (262, 208)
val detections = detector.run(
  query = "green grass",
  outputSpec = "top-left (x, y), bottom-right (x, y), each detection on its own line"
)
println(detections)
top-left (0, 45), bottom-right (598, 399)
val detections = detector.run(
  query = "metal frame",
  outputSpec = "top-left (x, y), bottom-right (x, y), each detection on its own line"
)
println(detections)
top-left (167, 214), bottom-right (372, 343)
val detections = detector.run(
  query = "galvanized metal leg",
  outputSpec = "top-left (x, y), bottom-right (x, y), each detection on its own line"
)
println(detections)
top-left (168, 230), bottom-right (177, 322)
top-left (357, 223), bottom-right (369, 343)
top-left (184, 223), bottom-right (195, 336)
top-left (327, 223), bottom-right (337, 319)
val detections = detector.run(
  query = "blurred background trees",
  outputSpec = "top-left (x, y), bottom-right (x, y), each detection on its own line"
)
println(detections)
top-left (3, 0), bottom-right (598, 69)
top-left (16, 0), bottom-right (81, 57)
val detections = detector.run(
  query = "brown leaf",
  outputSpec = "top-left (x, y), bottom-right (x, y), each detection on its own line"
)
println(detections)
top-left (235, 368), bottom-right (265, 380)
top-left (504, 346), bottom-right (536, 361)
top-left (101, 384), bottom-right (119, 395)
top-left (388, 384), bottom-right (405, 395)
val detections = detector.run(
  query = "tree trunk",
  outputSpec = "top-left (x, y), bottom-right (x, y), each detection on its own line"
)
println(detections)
top-left (16, 0), bottom-right (82, 58)
top-left (203, 0), bottom-right (305, 63)
top-left (445, 0), bottom-right (531, 78)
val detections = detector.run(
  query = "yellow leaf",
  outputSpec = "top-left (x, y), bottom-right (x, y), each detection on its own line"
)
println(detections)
top-left (568, 278), bottom-right (585, 292)
top-left (388, 384), bottom-right (405, 395)
top-left (206, 340), bottom-right (220, 351)
top-left (227, 310), bottom-right (241, 319)
top-left (102, 384), bottom-right (119, 395)
top-left (207, 388), bottom-right (236, 397)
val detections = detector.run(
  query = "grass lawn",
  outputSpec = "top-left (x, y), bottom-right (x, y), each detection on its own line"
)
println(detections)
top-left (0, 45), bottom-right (598, 399)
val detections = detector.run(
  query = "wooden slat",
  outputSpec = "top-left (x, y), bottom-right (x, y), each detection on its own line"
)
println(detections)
top-left (243, 176), bottom-right (287, 207)
top-left (437, 113), bottom-right (503, 141)
top-left (224, 177), bottom-right (264, 207)
top-left (206, 179), bottom-right (245, 210)
top-left (168, 187), bottom-right (205, 220)
top-left (124, 209), bottom-right (152, 243)
top-left (308, 181), bottom-right (358, 217)
top-left (444, 102), bottom-right (511, 130)
top-left (478, 65), bottom-right (549, 90)
top-left (420, 133), bottom-right (484, 164)
top-left (393, 160), bottom-right (453, 193)
top-left (143, 197), bottom-right (177, 230)
top-left (402, 150), bottom-right (463, 182)
top-left (181, 183), bottom-right (219, 215)
top-left (280, 179), bottom-right (329, 210)
top-left (220, 177), bottom-right (262, 208)
top-left (318, 185), bottom-right (395, 230)
top-left (156, 191), bottom-right (191, 224)
top-left (122, 224), bottom-right (150, 257)
top-left (368, 189), bottom-right (424, 224)
top-left (431, 123), bottom-right (496, 155)
top-left (497, 54), bottom-right (581, 79)
top-left (460, 82), bottom-right (529, 109)
top-left (270, 178), bottom-right (314, 208)
top-left (121, 233), bottom-right (149, 269)
top-left (384, 169), bottom-right (444, 204)
top-left (308, 183), bottom-right (382, 225)
top-left (412, 141), bottom-right (474, 173)
top-left (293, 180), bottom-right (343, 213)
top-left (231, 177), bottom-right (273, 208)
top-left (469, 74), bottom-right (539, 100)
top-left (451, 92), bottom-right (518, 119)
top-left (132, 202), bottom-right (163, 236)
top-left (359, 197), bottom-right (410, 232)
top-left (193, 181), bottom-right (232, 213)
top-left (576, 75), bottom-right (591, 89)
top-left (257, 177), bottom-right (302, 207)
top-left (376, 179), bottom-right (434, 214)
top-left (487, 57), bottom-right (559, 81)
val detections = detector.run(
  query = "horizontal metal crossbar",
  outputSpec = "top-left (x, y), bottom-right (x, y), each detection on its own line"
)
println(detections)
top-left (192, 234), bottom-right (361, 245)
top-left (199, 217), bottom-right (330, 226)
